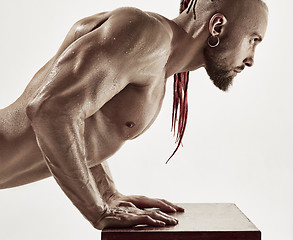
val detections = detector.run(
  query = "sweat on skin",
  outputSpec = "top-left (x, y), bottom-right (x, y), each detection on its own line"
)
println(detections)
top-left (0, 0), bottom-right (268, 229)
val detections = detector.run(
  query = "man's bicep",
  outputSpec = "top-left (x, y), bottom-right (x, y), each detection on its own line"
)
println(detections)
top-left (27, 28), bottom-right (128, 120)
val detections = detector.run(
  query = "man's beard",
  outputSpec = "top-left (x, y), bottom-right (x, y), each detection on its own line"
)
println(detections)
top-left (203, 47), bottom-right (234, 92)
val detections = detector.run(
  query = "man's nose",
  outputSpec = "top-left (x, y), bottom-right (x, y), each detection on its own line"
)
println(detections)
top-left (243, 57), bottom-right (254, 67)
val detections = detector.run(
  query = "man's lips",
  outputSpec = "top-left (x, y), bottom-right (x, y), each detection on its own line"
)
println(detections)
top-left (234, 66), bottom-right (245, 74)
top-left (233, 67), bottom-right (245, 76)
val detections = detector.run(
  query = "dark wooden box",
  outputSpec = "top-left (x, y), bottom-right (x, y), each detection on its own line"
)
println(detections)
top-left (101, 203), bottom-right (261, 240)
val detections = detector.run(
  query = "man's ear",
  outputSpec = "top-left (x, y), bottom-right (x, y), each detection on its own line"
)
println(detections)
top-left (209, 13), bottom-right (227, 36)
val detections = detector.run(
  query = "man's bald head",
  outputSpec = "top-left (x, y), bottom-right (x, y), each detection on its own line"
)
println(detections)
top-left (178, 0), bottom-right (268, 91)
top-left (180, 0), bottom-right (268, 22)
top-left (170, 0), bottom-right (268, 159)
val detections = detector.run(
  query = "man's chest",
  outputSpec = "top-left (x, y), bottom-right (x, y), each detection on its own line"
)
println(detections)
top-left (84, 79), bottom-right (166, 164)
top-left (100, 79), bottom-right (167, 139)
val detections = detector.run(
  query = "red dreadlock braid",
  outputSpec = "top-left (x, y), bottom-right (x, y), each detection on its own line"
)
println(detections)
top-left (167, 0), bottom-right (193, 163)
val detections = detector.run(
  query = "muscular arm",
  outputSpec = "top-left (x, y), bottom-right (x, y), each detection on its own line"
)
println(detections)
top-left (26, 11), bottom-right (131, 227)
top-left (26, 8), bottom-right (177, 229)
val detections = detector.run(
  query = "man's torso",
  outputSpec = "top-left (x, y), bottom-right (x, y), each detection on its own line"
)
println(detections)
top-left (0, 8), bottom-right (176, 188)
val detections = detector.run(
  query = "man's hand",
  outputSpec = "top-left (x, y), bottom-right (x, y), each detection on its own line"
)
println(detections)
top-left (106, 193), bottom-right (184, 213)
top-left (95, 205), bottom-right (179, 229)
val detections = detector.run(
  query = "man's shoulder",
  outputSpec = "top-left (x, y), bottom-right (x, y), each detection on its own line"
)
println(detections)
top-left (110, 7), bottom-right (148, 20)
top-left (109, 7), bottom-right (173, 41)
top-left (110, 7), bottom-right (160, 25)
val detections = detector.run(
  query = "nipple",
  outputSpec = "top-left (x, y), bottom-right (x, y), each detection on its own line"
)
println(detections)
top-left (126, 121), bottom-right (135, 128)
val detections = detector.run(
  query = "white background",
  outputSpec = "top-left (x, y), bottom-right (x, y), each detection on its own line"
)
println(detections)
top-left (0, 0), bottom-right (292, 239)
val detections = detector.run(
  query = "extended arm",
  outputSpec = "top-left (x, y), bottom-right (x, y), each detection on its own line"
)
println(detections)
top-left (26, 27), bottom-right (125, 227)
top-left (30, 108), bottom-right (106, 226)
top-left (26, 8), bottom-right (180, 229)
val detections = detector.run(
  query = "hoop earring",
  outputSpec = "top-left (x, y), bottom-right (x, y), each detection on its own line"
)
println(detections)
top-left (208, 35), bottom-right (220, 48)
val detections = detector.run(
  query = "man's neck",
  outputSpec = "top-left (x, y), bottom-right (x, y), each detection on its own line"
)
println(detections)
top-left (164, 12), bottom-right (208, 78)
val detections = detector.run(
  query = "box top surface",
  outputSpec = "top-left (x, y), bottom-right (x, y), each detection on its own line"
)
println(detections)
top-left (102, 203), bottom-right (259, 233)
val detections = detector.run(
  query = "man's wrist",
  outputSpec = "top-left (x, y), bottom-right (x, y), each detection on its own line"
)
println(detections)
top-left (106, 191), bottom-right (124, 203)
top-left (102, 189), bottom-right (123, 203)
top-left (92, 204), bottom-right (111, 229)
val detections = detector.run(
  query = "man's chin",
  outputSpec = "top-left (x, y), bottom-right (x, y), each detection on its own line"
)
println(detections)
top-left (210, 77), bottom-right (234, 92)
top-left (205, 67), bottom-right (235, 92)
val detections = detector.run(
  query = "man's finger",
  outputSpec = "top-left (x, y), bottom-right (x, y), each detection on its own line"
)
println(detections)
top-left (146, 210), bottom-right (178, 225)
top-left (155, 200), bottom-right (178, 212)
top-left (143, 199), bottom-right (179, 213)
top-left (159, 199), bottom-right (185, 212)
top-left (132, 197), bottom-right (176, 213)
top-left (118, 201), bottom-right (136, 208)
top-left (143, 198), bottom-right (184, 213)
top-left (131, 215), bottom-right (166, 227)
top-left (125, 195), bottom-right (184, 213)
top-left (101, 212), bottom-right (165, 229)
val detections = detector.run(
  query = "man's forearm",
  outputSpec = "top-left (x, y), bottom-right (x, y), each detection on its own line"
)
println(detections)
top-left (28, 111), bottom-right (106, 226)
top-left (90, 161), bottom-right (120, 203)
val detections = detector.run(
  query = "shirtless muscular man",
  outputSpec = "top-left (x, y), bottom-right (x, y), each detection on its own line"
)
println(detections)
top-left (0, 0), bottom-right (268, 229)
